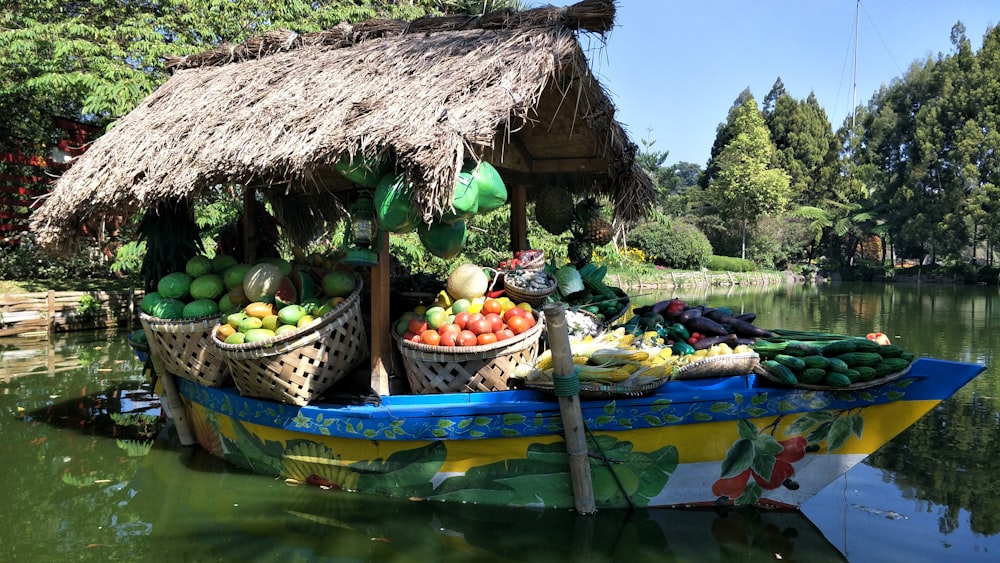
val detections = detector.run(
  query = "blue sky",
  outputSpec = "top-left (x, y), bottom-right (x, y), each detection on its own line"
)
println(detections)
top-left (534, 1), bottom-right (998, 166)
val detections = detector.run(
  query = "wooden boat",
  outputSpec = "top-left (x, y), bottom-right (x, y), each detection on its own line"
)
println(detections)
top-left (165, 354), bottom-right (983, 510)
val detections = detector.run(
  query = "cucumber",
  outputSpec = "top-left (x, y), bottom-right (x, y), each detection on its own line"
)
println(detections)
top-left (854, 366), bottom-right (877, 381)
top-left (833, 352), bottom-right (882, 368)
top-left (799, 368), bottom-right (827, 384)
top-left (802, 355), bottom-right (830, 370)
top-left (826, 357), bottom-right (849, 373)
top-left (782, 341), bottom-right (823, 357)
top-left (822, 340), bottom-right (857, 356)
top-left (762, 360), bottom-right (798, 385)
top-left (774, 354), bottom-right (807, 372)
top-left (878, 344), bottom-right (904, 358)
top-left (824, 372), bottom-right (852, 387)
top-left (851, 338), bottom-right (882, 352)
top-left (845, 368), bottom-right (862, 383)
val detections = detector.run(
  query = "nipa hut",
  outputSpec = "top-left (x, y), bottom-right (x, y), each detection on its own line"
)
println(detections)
top-left (30, 0), bottom-right (654, 393)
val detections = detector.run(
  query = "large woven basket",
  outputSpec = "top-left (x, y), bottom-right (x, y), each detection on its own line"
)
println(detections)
top-left (212, 278), bottom-right (368, 406)
top-left (139, 312), bottom-right (230, 387)
top-left (394, 312), bottom-right (544, 394)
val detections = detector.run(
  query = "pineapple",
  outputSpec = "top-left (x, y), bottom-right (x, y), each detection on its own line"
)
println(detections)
top-left (572, 197), bottom-right (613, 246)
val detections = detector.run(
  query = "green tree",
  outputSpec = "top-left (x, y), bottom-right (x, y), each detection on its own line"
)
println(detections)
top-left (706, 95), bottom-right (790, 259)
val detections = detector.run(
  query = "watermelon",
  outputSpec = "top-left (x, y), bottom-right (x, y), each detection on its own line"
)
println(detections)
top-left (182, 298), bottom-right (220, 319)
top-left (189, 273), bottom-right (225, 300)
top-left (158, 272), bottom-right (193, 300)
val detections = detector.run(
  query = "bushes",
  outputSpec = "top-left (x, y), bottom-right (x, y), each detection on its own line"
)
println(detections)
top-left (706, 255), bottom-right (757, 272)
top-left (629, 219), bottom-right (712, 270)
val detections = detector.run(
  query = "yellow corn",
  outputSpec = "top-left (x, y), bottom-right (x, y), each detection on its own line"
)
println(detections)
top-left (576, 364), bottom-right (632, 382)
top-left (534, 351), bottom-right (553, 371)
top-left (638, 363), bottom-right (672, 379)
top-left (589, 348), bottom-right (650, 364)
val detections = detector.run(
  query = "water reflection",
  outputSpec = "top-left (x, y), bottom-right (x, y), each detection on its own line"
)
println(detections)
top-left (3, 281), bottom-right (1000, 560)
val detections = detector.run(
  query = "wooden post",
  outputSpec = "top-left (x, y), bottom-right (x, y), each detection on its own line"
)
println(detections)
top-left (47, 290), bottom-right (55, 333)
top-left (369, 236), bottom-right (391, 396)
top-left (542, 301), bottom-right (596, 515)
top-left (509, 183), bottom-right (528, 251)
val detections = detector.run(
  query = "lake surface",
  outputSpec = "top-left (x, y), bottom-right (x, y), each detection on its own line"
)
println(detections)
top-left (2, 280), bottom-right (998, 562)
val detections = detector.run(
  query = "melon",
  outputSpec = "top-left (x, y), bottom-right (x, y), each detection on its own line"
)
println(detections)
top-left (189, 273), bottom-right (225, 300)
top-left (182, 298), bottom-right (219, 319)
top-left (322, 271), bottom-right (356, 298)
top-left (185, 255), bottom-right (214, 279)
top-left (374, 173), bottom-right (419, 233)
top-left (223, 263), bottom-right (251, 290)
top-left (212, 254), bottom-right (238, 273)
top-left (244, 328), bottom-right (277, 343)
top-left (471, 161), bottom-right (507, 212)
top-left (274, 276), bottom-right (298, 308)
top-left (256, 256), bottom-right (293, 276)
top-left (140, 292), bottom-right (164, 315)
top-left (218, 293), bottom-right (237, 315)
top-left (242, 262), bottom-right (285, 302)
top-left (446, 263), bottom-right (489, 301)
top-left (418, 219), bottom-right (467, 259)
top-left (335, 152), bottom-right (394, 188)
top-left (228, 284), bottom-right (251, 309)
top-left (441, 170), bottom-right (478, 223)
top-left (158, 272), bottom-right (193, 300)
top-left (151, 298), bottom-right (185, 319)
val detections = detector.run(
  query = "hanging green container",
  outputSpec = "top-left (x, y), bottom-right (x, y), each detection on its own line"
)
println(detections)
top-left (471, 161), bottom-right (507, 213)
top-left (374, 173), bottom-right (419, 234)
top-left (441, 169), bottom-right (479, 224)
top-left (418, 219), bottom-right (467, 259)
top-left (335, 152), bottom-right (394, 188)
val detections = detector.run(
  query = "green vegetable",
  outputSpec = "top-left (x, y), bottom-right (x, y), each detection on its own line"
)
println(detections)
top-left (555, 265), bottom-right (584, 295)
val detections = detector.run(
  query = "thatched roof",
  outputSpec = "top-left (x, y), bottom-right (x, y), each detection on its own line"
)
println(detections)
top-left (31, 0), bottom-right (653, 253)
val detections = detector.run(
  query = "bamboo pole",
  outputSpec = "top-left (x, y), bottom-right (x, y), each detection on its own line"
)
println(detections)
top-left (542, 301), bottom-right (596, 515)
top-left (159, 371), bottom-right (196, 446)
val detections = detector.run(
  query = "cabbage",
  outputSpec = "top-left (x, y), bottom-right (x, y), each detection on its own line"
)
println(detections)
top-left (555, 265), bottom-right (584, 296)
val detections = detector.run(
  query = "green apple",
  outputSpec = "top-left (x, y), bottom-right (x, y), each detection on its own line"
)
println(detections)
top-left (450, 299), bottom-right (471, 314)
top-left (425, 306), bottom-right (449, 330)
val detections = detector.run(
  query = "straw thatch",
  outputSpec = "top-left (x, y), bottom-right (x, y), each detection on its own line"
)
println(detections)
top-left (31, 0), bottom-right (653, 254)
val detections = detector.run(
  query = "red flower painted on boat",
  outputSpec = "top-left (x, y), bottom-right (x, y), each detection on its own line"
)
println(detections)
top-left (712, 436), bottom-right (807, 497)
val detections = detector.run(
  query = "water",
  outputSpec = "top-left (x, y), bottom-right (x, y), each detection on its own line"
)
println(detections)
top-left (1, 281), bottom-right (997, 562)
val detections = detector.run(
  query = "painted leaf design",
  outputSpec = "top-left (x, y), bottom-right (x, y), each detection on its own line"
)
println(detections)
top-left (806, 421), bottom-right (833, 444)
top-left (851, 414), bottom-right (864, 438)
top-left (786, 411), bottom-right (833, 436)
top-left (751, 450), bottom-right (776, 481)
top-left (711, 402), bottom-right (734, 413)
top-left (754, 433), bottom-right (783, 456)
top-left (737, 419), bottom-right (759, 440)
top-left (603, 401), bottom-right (617, 415)
top-left (503, 413), bottom-right (526, 425)
top-left (751, 393), bottom-right (768, 405)
top-left (720, 437), bottom-right (754, 479)
top-left (735, 480), bottom-right (763, 507)
top-left (827, 416), bottom-right (855, 451)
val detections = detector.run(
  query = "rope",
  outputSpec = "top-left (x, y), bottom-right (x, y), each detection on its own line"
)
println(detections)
top-left (553, 367), bottom-right (580, 396)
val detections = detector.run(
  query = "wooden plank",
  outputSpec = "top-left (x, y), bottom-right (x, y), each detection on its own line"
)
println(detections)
top-left (369, 239), bottom-right (391, 396)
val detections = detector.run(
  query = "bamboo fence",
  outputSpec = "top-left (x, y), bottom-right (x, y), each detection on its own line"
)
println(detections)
top-left (0, 289), bottom-right (142, 337)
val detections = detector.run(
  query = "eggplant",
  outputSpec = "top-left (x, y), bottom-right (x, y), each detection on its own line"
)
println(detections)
top-left (677, 306), bottom-right (705, 323)
top-left (735, 337), bottom-right (757, 347)
top-left (704, 309), bottom-right (737, 325)
top-left (684, 315), bottom-right (729, 336)
top-left (728, 318), bottom-right (772, 338)
top-left (734, 312), bottom-right (757, 323)
top-left (692, 333), bottom-right (738, 350)
top-left (650, 298), bottom-right (681, 316)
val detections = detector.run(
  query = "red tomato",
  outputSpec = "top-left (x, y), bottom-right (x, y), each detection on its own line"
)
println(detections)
top-left (421, 330), bottom-right (441, 346)
top-left (482, 298), bottom-right (503, 315)
top-left (503, 306), bottom-right (525, 322)
top-left (453, 312), bottom-right (470, 330)
top-left (477, 332), bottom-right (498, 345)
top-left (403, 331), bottom-right (423, 343)
top-left (484, 312), bottom-right (504, 333)
top-left (466, 312), bottom-right (485, 327)
top-left (522, 312), bottom-right (536, 329)
top-left (494, 328), bottom-right (515, 341)
top-left (506, 315), bottom-right (529, 335)
top-left (439, 331), bottom-right (457, 346)
top-left (469, 317), bottom-right (492, 335)
top-left (438, 323), bottom-right (461, 335)
top-left (407, 317), bottom-right (428, 335)
top-left (457, 330), bottom-right (478, 347)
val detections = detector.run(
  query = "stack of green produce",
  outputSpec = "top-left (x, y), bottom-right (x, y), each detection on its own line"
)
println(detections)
top-left (550, 262), bottom-right (628, 322)
top-left (753, 330), bottom-right (915, 388)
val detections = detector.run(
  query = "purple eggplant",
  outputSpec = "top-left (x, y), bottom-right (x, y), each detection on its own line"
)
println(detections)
top-left (734, 312), bottom-right (757, 323)
top-left (692, 333), bottom-right (738, 350)
top-left (728, 318), bottom-right (772, 338)
top-left (685, 315), bottom-right (729, 336)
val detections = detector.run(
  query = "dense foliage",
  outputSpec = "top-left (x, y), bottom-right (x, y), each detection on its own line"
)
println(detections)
top-left (706, 255), bottom-right (757, 273)
top-left (638, 22), bottom-right (1000, 278)
top-left (629, 219), bottom-right (713, 270)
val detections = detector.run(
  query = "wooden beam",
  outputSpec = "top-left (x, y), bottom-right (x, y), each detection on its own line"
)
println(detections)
top-left (369, 234), bottom-right (391, 396)
top-left (510, 183), bottom-right (528, 251)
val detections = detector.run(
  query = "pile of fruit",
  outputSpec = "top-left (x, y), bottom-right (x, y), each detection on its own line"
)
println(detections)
top-left (753, 330), bottom-right (915, 388)
top-left (395, 262), bottom-right (538, 347)
top-left (138, 250), bottom-right (357, 344)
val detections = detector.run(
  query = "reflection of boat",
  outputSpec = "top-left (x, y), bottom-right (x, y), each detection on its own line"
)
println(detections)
top-left (170, 357), bottom-right (983, 510)
top-left (133, 442), bottom-right (849, 561)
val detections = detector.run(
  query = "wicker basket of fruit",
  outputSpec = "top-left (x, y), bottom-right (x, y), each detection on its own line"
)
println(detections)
top-left (503, 269), bottom-right (556, 307)
top-left (394, 309), bottom-right (544, 394)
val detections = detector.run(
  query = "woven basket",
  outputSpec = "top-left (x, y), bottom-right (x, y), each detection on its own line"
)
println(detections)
top-left (139, 312), bottom-right (230, 387)
top-left (213, 276), bottom-right (368, 406)
top-left (673, 352), bottom-right (760, 380)
top-left (503, 272), bottom-right (556, 308)
top-left (394, 312), bottom-right (544, 394)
